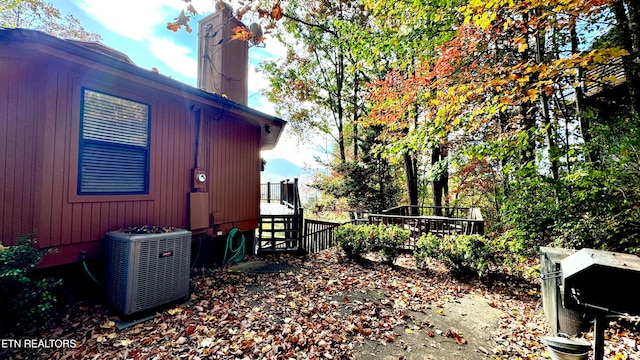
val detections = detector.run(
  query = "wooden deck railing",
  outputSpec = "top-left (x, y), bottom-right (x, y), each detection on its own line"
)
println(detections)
top-left (382, 205), bottom-right (472, 218)
top-left (260, 182), bottom-right (281, 203)
top-left (300, 219), bottom-right (340, 254)
top-left (300, 219), bottom-right (368, 254)
top-left (257, 211), bottom-right (304, 252)
top-left (258, 194), bottom-right (485, 254)
top-left (257, 178), bottom-right (303, 253)
top-left (368, 209), bottom-right (484, 250)
top-left (260, 178), bottom-right (301, 211)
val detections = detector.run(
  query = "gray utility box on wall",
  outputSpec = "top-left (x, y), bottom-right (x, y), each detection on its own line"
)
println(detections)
top-left (104, 229), bottom-right (192, 315)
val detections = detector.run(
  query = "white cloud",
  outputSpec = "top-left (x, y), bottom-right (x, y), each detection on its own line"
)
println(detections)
top-left (261, 127), bottom-right (327, 169)
top-left (247, 62), bottom-right (270, 93)
top-left (73, 0), bottom-right (216, 41)
top-left (147, 37), bottom-right (198, 80)
top-left (73, 0), bottom-right (175, 40)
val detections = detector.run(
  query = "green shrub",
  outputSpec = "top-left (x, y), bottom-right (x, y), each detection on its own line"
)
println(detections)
top-left (336, 223), bottom-right (409, 264)
top-left (0, 234), bottom-right (59, 336)
top-left (374, 225), bottom-right (410, 265)
top-left (335, 223), bottom-right (372, 260)
top-left (415, 233), bottom-right (503, 278)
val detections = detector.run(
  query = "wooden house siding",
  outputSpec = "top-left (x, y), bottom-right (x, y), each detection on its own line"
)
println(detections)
top-left (1, 58), bottom-right (44, 250)
top-left (0, 30), bottom-right (281, 267)
top-left (207, 116), bottom-right (261, 233)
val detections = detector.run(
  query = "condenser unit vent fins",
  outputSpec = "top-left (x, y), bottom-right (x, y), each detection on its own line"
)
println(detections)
top-left (104, 229), bottom-right (191, 315)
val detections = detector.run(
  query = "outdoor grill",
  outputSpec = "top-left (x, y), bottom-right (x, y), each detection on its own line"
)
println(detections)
top-left (559, 248), bottom-right (640, 359)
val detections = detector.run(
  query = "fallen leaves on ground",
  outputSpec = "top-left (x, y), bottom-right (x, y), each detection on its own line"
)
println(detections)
top-left (7, 249), bottom-right (640, 359)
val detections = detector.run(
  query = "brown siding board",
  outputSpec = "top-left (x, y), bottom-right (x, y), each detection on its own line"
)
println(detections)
top-left (118, 202), bottom-right (127, 229)
top-left (49, 70), bottom-right (66, 247)
top-left (90, 203), bottom-right (102, 241)
top-left (232, 122), bottom-right (241, 220)
top-left (175, 109), bottom-right (182, 226)
top-left (168, 105), bottom-right (178, 226)
top-left (158, 101), bottom-right (169, 226)
top-left (217, 120), bottom-right (225, 219)
top-left (210, 119), bottom-right (218, 217)
top-left (222, 121), bottom-right (231, 221)
top-left (37, 70), bottom-right (59, 248)
top-left (4, 60), bottom-right (19, 243)
top-left (178, 106), bottom-right (189, 227)
top-left (59, 75), bottom-right (75, 246)
top-left (20, 61), bottom-right (35, 237)
top-left (14, 61), bottom-right (27, 238)
top-left (131, 201), bottom-right (141, 227)
top-left (31, 67), bottom-right (46, 248)
top-left (81, 203), bottom-right (92, 245)
top-left (0, 62), bottom-right (8, 245)
top-left (124, 202), bottom-right (132, 228)
top-left (182, 114), bottom-right (191, 226)
top-left (108, 202), bottom-right (118, 233)
top-left (149, 100), bottom-right (160, 227)
top-left (99, 203), bottom-right (110, 235)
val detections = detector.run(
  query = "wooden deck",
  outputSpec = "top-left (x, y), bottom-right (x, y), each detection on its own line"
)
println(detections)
top-left (260, 202), bottom-right (294, 215)
top-left (369, 206), bottom-right (485, 250)
top-left (257, 179), bottom-right (302, 253)
top-left (257, 186), bottom-right (486, 255)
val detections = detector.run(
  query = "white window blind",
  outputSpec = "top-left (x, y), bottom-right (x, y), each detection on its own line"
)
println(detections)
top-left (79, 89), bottom-right (150, 194)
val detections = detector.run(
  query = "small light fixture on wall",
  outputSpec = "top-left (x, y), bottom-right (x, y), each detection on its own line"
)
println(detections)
top-left (264, 125), bottom-right (271, 134)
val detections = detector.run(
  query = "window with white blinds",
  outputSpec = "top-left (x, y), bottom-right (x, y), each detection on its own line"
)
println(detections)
top-left (79, 89), bottom-right (150, 195)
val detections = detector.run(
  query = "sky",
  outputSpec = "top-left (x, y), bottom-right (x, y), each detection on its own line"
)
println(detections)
top-left (48, 0), bottom-right (322, 169)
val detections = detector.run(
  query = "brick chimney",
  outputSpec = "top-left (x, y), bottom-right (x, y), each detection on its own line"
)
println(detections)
top-left (197, 3), bottom-right (248, 105)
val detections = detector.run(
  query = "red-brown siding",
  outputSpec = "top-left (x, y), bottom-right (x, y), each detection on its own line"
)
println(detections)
top-left (208, 115), bottom-right (261, 232)
top-left (1, 42), bottom-right (264, 267)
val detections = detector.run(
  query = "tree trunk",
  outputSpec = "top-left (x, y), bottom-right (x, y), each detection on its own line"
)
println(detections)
top-left (534, 19), bottom-right (559, 180)
top-left (431, 144), bottom-right (448, 216)
top-left (378, 153), bottom-right (386, 212)
top-left (519, 11), bottom-right (536, 166)
top-left (403, 151), bottom-right (419, 215)
top-left (353, 72), bottom-right (359, 159)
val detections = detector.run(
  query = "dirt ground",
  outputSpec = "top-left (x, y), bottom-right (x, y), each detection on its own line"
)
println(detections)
top-left (355, 291), bottom-right (504, 359)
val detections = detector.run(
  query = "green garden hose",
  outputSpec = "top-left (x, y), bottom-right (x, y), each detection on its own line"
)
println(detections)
top-left (223, 228), bottom-right (245, 265)
top-left (82, 260), bottom-right (101, 286)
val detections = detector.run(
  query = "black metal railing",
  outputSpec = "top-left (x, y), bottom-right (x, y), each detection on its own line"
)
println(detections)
top-left (260, 178), bottom-right (301, 211)
top-left (382, 205), bottom-right (473, 218)
top-left (256, 210), bottom-right (304, 252)
top-left (257, 178), bottom-right (303, 253)
top-left (368, 213), bottom-right (484, 250)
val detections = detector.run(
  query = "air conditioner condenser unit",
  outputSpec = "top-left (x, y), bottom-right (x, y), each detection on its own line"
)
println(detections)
top-left (104, 228), bottom-right (192, 315)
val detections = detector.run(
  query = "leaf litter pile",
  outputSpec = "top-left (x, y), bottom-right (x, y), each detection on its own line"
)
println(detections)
top-left (13, 249), bottom-right (640, 359)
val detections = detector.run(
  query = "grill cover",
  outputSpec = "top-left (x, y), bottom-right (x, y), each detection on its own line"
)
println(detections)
top-left (561, 248), bottom-right (640, 315)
